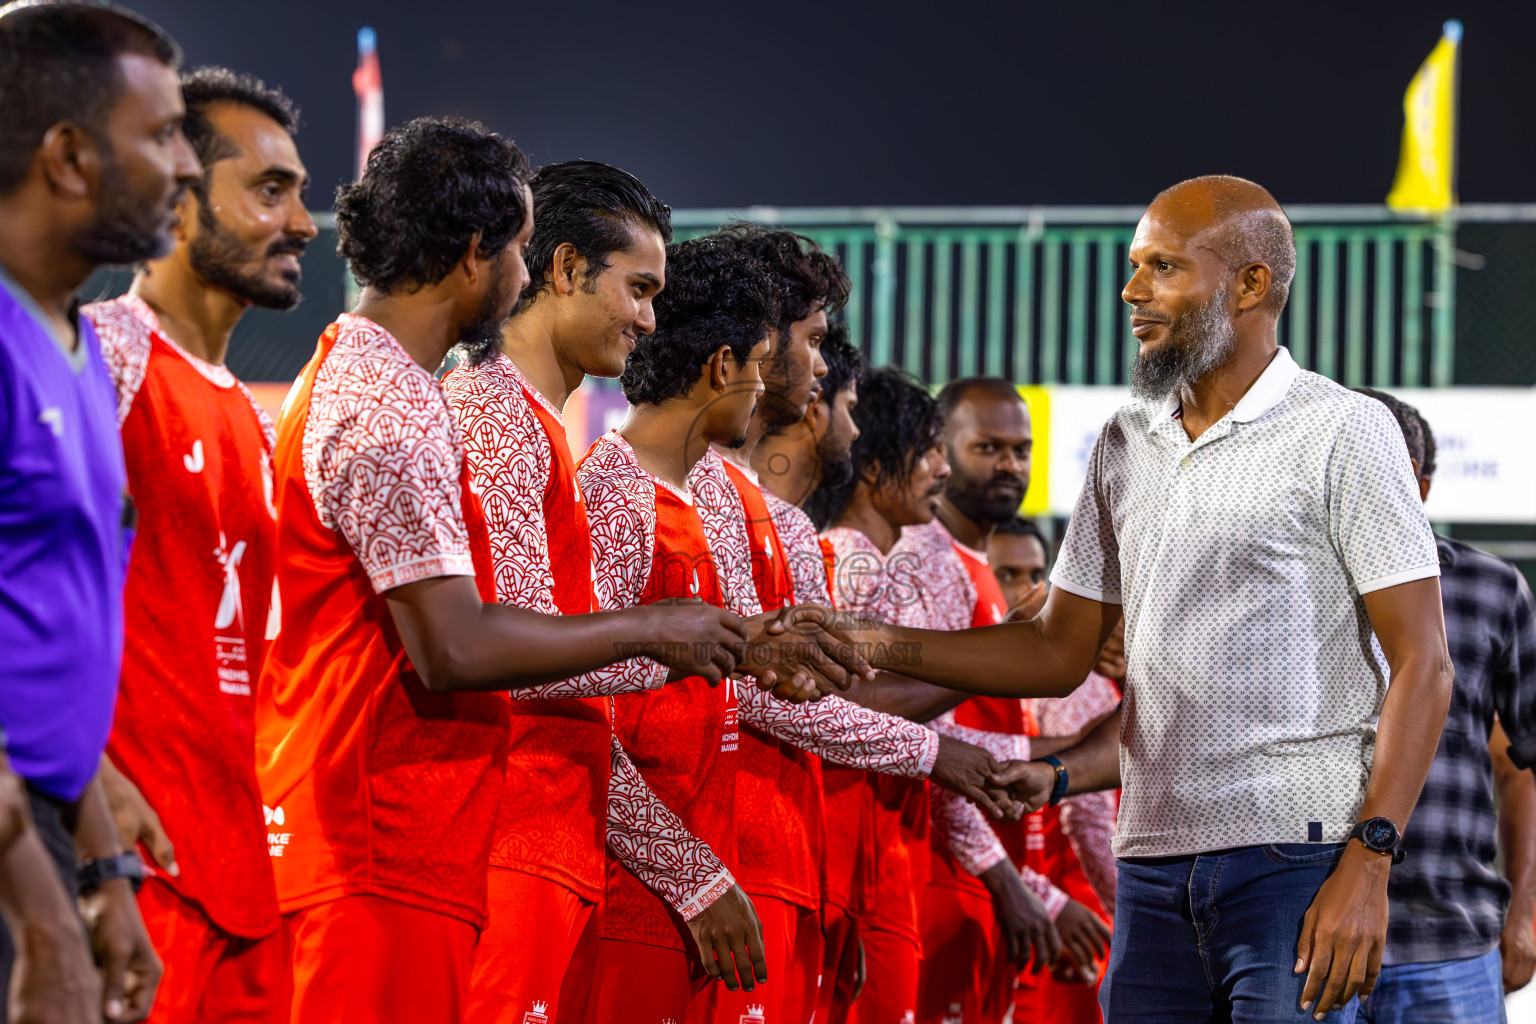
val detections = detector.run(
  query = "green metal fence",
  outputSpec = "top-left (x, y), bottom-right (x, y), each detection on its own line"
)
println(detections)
top-left (675, 206), bottom-right (1468, 388)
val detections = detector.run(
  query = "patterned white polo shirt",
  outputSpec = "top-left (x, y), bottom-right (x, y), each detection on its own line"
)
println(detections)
top-left (1050, 346), bottom-right (1439, 857)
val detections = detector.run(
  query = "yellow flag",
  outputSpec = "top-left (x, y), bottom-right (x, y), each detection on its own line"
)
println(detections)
top-left (1387, 20), bottom-right (1461, 212)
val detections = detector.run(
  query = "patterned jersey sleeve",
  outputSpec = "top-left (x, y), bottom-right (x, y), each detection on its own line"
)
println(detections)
top-left (82, 297), bottom-right (152, 426)
top-left (929, 781), bottom-right (1009, 877)
top-left (570, 444), bottom-right (668, 694)
top-left (442, 364), bottom-right (559, 616)
top-left (606, 735), bottom-right (734, 921)
top-left (1327, 398), bottom-right (1440, 595)
top-left (930, 710), bottom-right (1031, 762)
top-left (1050, 418), bottom-right (1123, 605)
top-left (1033, 673), bottom-right (1121, 738)
top-left (765, 493), bottom-right (833, 606)
top-left (735, 683), bottom-right (939, 776)
top-left (304, 335), bottom-right (474, 593)
top-left (1020, 864), bottom-right (1071, 919)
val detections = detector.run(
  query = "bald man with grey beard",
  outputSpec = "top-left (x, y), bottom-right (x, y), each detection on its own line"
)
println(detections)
top-left (787, 175), bottom-right (1456, 1023)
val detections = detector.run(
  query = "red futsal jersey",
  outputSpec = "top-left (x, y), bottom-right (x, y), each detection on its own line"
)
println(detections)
top-left (824, 526), bottom-right (932, 948)
top-left (256, 314), bottom-right (508, 928)
top-left (444, 354), bottom-right (615, 903)
top-left (713, 461), bottom-right (823, 914)
top-left (579, 432), bottom-right (738, 950)
top-left (86, 294), bottom-right (278, 938)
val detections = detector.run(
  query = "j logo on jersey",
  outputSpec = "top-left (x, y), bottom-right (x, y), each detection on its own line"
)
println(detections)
top-left (521, 1001), bottom-right (548, 1024)
top-left (184, 439), bottom-right (204, 473)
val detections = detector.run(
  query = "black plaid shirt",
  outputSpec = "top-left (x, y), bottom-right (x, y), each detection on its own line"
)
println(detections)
top-left (1384, 536), bottom-right (1536, 965)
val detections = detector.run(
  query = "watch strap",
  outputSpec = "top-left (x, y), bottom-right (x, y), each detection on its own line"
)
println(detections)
top-left (77, 851), bottom-right (145, 894)
top-left (1042, 755), bottom-right (1068, 807)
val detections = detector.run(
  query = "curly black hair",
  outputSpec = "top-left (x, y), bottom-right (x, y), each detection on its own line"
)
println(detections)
top-left (180, 66), bottom-right (298, 202)
top-left (716, 223), bottom-right (850, 339)
top-left (619, 236), bottom-right (780, 405)
top-left (818, 322), bottom-right (863, 401)
top-left (0, 1), bottom-right (181, 195)
top-left (335, 116), bottom-right (530, 294)
top-left (806, 365), bottom-right (944, 529)
top-left (516, 159), bottom-right (671, 314)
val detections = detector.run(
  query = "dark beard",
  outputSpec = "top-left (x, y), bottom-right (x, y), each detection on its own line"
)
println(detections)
top-left (188, 201), bottom-right (305, 310)
top-left (1129, 285), bottom-right (1236, 401)
top-left (758, 345), bottom-right (810, 433)
top-left (457, 279), bottom-right (510, 354)
top-left (73, 147), bottom-right (179, 265)
top-left (946, 472), bottom-right (1025, 525)
top-left (814, 432), bottom-right (854, 490)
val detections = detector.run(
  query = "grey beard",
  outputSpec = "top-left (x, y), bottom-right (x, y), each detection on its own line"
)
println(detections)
top-left (1129, 285), bottom-right (1237, 401)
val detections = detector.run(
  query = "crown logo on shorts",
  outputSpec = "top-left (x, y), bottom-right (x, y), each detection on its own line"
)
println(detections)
top-left (744, 1006), bottom-right (766, 1021)
top-left (530, 1004), bottom-right (546, 1015)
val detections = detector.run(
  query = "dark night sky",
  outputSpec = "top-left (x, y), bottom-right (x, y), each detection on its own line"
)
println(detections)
top-left (128, 0), bottom-right (1531, 211)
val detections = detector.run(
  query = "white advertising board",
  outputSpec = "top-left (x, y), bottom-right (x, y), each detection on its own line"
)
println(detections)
top-left (1034, 386), bottom-right (1536, 524)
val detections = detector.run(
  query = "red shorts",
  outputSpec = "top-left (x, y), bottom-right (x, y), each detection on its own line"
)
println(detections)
top-left (585, 938), bottom-right (710, 1023)
top-left (845, 927), bottom-right (920, 1024)
top-left (138, 877), bottom-right (285, 1023)
top-left (688, 896), bottom-right (821, 1024)
top-left (817, 902), bottom-right (860, 1024)
top-left (915, 882), bottom-right (1013, 1024)
top-left (467, 868), bottom-right (597, 1024)
top-left (283, 895), bottom-right (477, 1024)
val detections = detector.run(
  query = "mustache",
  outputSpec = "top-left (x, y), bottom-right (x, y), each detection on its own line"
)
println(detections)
top-left (267, 236), bottom-right (309, 258)
top-left (1131, 305), bottom-right (1168, 323)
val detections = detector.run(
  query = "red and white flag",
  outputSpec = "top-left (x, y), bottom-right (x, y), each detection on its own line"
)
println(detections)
top-left (352, 26), bottom-right (383, 179)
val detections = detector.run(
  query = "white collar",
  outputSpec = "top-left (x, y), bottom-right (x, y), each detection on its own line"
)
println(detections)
top-left (1156, 346), bottom-right (1300, 428)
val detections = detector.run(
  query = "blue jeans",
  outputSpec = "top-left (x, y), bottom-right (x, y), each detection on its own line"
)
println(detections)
top-left (1102, 844), bottom-right (1359, 1023)
top-left (1356, 949), bottom-right (1505, 1024)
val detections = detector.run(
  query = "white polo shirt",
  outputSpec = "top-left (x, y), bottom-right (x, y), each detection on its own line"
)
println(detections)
top-left (1051, 346), bottom-right (1439, 857)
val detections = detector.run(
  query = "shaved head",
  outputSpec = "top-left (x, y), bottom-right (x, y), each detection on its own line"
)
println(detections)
top-left (1151, 175), bottom-right (1296, 317)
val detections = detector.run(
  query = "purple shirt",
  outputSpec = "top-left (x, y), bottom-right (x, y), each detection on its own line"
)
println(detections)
top-left (0, 269), bottom-right (127, 801)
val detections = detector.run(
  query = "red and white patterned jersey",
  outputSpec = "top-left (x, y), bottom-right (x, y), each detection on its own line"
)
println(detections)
top-left (912, 520), bottom-right (1072, 912)
top-left (1033, 672), bottom-right (1122, 913)
top-left (445, 354), bottom-right (656, 904)
top-left (580, 431), bottom-right (739, 949)
top-left (763, 490), bottom-right (833, 607)
top-left (256, 314), bottom-right (509, 928)
top-left (85, 294), bottom-right (278, 938)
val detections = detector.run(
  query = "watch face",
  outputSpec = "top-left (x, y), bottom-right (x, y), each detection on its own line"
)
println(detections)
top-left (1363, 818), bottom-right (1397, 850)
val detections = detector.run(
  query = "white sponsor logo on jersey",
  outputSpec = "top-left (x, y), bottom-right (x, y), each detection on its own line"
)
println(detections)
top-left (265, 805), bottom-right (292, 857)
top-left (38, 407), bottom-right (63, 437)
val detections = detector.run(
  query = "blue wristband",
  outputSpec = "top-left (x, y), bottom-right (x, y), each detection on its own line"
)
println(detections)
top-left (1042, 755), bottom-right (1069, 807)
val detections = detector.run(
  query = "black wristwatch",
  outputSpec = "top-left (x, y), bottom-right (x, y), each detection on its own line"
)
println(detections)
top-left (1348, 817), bottom-right (1405, 865)
top-left (1042, 755), bottom-right (1069, 807)
top-left (78, 852), bottom-right (145, 895)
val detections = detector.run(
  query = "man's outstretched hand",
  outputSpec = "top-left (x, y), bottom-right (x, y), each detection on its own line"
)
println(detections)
top-left (930, 736), bottom-right (1023, 822)
top-left (640, 599), bottom-right (750, 685)
top-left (745, 605), bottom-right (876, 701)
top-left (687, 884), bottom-right (768, 992)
